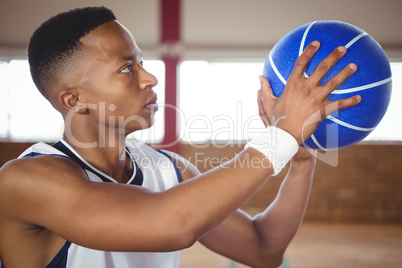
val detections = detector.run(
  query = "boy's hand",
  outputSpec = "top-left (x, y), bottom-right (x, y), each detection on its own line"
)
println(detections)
top-left (259, 41), bottom-right (360, 145)
top-left (257, 77), bottom-right (317, 166)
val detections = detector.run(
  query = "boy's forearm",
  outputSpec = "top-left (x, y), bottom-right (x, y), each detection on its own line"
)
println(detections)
top-left (162, 148), bottom-right (274, 243)
top-left (253, 158), bottom-right (315, 254)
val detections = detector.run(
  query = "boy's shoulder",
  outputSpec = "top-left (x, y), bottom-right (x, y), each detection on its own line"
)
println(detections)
top-left (0, 142), bottom-right (86, 201)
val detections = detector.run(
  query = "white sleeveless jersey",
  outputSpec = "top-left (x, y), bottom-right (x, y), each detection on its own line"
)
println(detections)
top-left (8, 139), bottom-right (186, 268)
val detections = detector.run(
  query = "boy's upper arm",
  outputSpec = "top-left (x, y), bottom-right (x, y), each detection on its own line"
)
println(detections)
top-left (163, 151), bottom-right (201, 182)
top-left (0, 155), bottom-right (184, 252)
top-left (0, 155), bottom-right (89, 223)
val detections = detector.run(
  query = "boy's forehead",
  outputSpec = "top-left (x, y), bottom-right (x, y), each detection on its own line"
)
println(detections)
top-left (81, 20), bottom-right (141, 62)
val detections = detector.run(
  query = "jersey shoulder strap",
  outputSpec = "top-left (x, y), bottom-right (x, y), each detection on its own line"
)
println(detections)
top-left (52, 141), bottom-right (143, 186)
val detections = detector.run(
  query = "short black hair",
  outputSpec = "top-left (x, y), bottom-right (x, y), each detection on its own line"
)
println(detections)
top-left (28, 6), bottom-right (116, 98)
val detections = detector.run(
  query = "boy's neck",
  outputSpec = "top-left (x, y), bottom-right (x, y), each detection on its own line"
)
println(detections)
top-left (62, 131), bottom-right (132, 184)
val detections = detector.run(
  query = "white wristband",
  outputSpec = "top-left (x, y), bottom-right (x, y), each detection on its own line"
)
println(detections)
top-left (245, 126), bottom-right (299, 176)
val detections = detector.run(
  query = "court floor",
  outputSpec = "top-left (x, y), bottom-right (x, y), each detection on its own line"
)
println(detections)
top-left (180, 222), bottom-right (402, 268)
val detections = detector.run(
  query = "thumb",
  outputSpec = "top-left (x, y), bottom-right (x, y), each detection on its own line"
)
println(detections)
top-left (259, 75), bottom-right (277, 104)
top-left (259, 75), bottom-right (277, 117)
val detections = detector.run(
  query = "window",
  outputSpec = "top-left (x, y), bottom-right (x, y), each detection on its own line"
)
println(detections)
top-left (1, 59), bottom-right (401, 144)
top-left (365, 62), bottom-right (402, 141)
top-left (0, 60), bottom-right (63, 141)
top-left (179, 61), bottom-right (402, 143)
top-left (179, 61), bottom-right (265, 145)
top-left (0, 62), bottom-right (9, 138)
top-left (0, 60), bottom-right (165, 143)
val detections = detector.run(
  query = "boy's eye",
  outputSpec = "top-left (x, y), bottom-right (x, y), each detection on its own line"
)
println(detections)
top-left (120, 64), bottom-right (132, 73)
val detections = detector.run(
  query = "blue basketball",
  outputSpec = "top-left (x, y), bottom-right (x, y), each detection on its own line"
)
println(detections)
top-left (263, 20), bottom-right (392, 150)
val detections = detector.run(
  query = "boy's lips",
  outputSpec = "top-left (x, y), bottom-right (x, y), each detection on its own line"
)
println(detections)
top-left (145, 96), bottom-right (158, 111)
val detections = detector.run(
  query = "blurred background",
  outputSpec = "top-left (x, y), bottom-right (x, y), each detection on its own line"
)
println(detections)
top-left (0, 0), bottom-right (401, 267)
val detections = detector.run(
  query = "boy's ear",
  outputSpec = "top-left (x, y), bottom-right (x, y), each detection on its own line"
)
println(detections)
top-left (59, 88), bottom-right (88, 114)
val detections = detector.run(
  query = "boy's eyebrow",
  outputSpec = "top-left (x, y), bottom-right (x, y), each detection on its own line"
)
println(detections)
top-left (117, 53), bottom-right (143, 63)
top-left (117, 55), bottom-right (135, 62)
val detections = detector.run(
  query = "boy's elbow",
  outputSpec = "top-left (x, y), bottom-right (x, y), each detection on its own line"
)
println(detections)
top-left (252, 251), bottom-right (284, 268)
top-left (170, 225), bottom-right (199, 250)
top-left (162, 215), bottom-right (200, 250)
